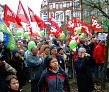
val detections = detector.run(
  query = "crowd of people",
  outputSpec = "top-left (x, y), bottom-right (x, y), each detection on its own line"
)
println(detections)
top-left (0, 35), bottom-right (108, 92)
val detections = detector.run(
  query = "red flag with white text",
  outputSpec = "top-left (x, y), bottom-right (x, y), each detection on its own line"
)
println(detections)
top-left (4, 4), bottom-right (22, 27)
top-left (91, 16), bottom-right (103, 31)
top-left (48, 13), bottom-right (62, 33)
top-left (17, 1), bottom-right (30, 24)
top-left (48, 27), bottom-right (60, 36)
top-left (4, 4), bottom-right (16, 22)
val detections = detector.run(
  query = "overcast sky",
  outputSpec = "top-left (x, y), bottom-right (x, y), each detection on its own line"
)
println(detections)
top-left (0, 0), bottom-right (43, 16)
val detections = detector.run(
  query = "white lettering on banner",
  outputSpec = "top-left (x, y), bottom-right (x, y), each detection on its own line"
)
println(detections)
top-left (68, 21), bottom-right (74, 28)
top-left (82, 26), bottom-right (89, 34)
top-left (19, 9), bottom-right (24, 15)
top-left (7, 10), bottom-right (12, 16)
top-left (50, 27), bottom-right (57, 32)
top-left (68, 20), bottom-right (82, 28)
top-left (92, 19), bottom-right (102, 28)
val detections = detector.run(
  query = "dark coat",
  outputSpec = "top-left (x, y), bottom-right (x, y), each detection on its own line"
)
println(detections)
top-left (10, 57), bottom-right (26, 87)
top-left (74, 56), bottom-right (94, 92)
top-left (0, 62), bottom-right (16, 92)
top-left (38, 68), bottom-right (70, 92)
top-left (8, 88), bottom-right (21, 92)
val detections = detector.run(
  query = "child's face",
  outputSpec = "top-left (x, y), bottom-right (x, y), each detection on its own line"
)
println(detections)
top-left (9, 78), bottom-right (19, 91)
top-left (50, 58), bottom-right (59, 70)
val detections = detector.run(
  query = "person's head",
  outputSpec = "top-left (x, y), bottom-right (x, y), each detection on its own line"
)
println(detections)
top-left (50, 45), bottom-right (57, 55)
top-left (43, 45), bottom-right (50, 54)
top-left (12, 49), bottom-right (20, 58)
top-left (78, 47), bottom-right (86, 58)
top-left (84, 38), bottom-right (89, 46)
top-left (100, 40), bottom-right (105, 46)
top-left (57, 47), bottom-right (64, 55)
top-left (6, 75), bottom-right (19, 91)
top-left (46, 55), bottom-right (59, 70)
top-left (31, 46), bottom-right (38, 55)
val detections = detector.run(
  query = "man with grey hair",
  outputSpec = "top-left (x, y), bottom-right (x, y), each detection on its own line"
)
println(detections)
top-left (74, 47), bottom-right (94, 92)
top-left (26, 46), bottom-right (44, 92)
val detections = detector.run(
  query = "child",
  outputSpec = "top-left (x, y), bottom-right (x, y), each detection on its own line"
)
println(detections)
top-left (6, 75), bottom-right (22, 92)
top-left (38, 55), bottom-right (70, 92)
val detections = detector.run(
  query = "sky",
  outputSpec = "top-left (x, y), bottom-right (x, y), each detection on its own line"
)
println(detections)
top-left (0, 0), bottom-right (43, 16)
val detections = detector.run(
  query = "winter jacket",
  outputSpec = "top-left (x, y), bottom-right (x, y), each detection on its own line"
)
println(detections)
top-left (38, 69), bottom-right (70, 92)
top-left (93, 43), bottom-right (105, 64)
top-left (8, 88), bottom-right (21, 92)
top-left (0, 62), bottom-right (16, 92)
top-left (74, 56), bottom-right (94, 92)
top-left (26, 51), bottom-right (44, 80)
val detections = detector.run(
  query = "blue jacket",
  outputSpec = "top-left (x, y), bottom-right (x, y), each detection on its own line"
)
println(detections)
top-left (38, 68), bottom-right (70, 92)
top-left (26, 51), bottom-right (44, 80)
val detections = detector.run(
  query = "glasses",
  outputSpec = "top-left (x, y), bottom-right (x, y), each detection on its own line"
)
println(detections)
top-left (51, 60), bottom-right (58, 63)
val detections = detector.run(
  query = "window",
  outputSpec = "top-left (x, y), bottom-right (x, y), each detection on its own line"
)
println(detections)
top-left (66, 2), bottom-right (70, 8)
top-left (56, 13), bottom-right (59, 20)
top-left (56, 3), bottom-right (59, 9)
top-left (60, 3), bottom-right (63, 9)
top-left (60, 12), bottom-right (63, 21)
top-left (49, 4), bottom-right (53, 9)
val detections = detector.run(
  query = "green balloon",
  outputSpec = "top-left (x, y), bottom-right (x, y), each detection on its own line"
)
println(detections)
top-left (40, 31), bottom-right (44, 36)
top-left (28, 41), bottom-right (36, 51)
top-left (76, 27), bottom-right (81, 34)
top-left (24, 32), bottom-right (29, 38)
top-left (81, 33), bottom-right (85, 37)
top-left (79, 35), bottom-right (84, 39)
top-left (60, 33), bottom-right (65, 39)
top-left (69, 40), bottom-right (77, 50)
top-left (16, 31), bottom-right (23, 36)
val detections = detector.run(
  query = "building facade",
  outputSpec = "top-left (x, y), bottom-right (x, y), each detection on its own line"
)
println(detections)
top-left (40, 0), bottom-right (82, 32)
top-left (0, 4), bottom-right (4, 18)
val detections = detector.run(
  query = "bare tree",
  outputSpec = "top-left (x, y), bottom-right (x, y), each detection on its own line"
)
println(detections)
top-left (82, 0), bottom-right (109, 90)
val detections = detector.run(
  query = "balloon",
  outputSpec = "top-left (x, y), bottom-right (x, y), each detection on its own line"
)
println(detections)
top-left (40, 31), bottom-right (44, 36)
top-left (81, 33), bottom-right (85, 37)
top-left (28, 41), bottom-right (36, 51)
top-left (79, 35), bottom-right (84, 39)
top-left (60, 33), bottom-right (65, 39)
top-left (24, 32), bottom-right (29, 38)
top-left (76, 27), bottom-right (81, 34)
top-left (16, 31), bottom-right (23, 36)
top-left (69, 40), bottom-right (77, 50)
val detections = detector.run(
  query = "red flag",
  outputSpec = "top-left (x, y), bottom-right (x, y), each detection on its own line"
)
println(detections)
top-left (17, 1), bottom-right (30, 24)
top-left (72, 17), bottom-right (91, 36)
top-left (28, 7), bottom-right (47, 28)
top-left (91, 16), bottom-right (103, 31)
top-left (4, 4), bottom-right (16, 22)
top-left (67, 18), bottom-right (75, 32)
top-left (15, 15), bottom-right (22, 26)
top-left (48, 13), bottom-right (62, 33)
top-left (2, 17), bottom-right (10, 27)
top-left (34, 15), bottom-right (47, 28)
top-left (28, 7), bottom-right (36, 22)
top-left (4, 4), bottom-right (22, 27)
top-left (48, 27), bottom-right (60, 36)
top-left (26, 25), bottom-right (41, 37)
